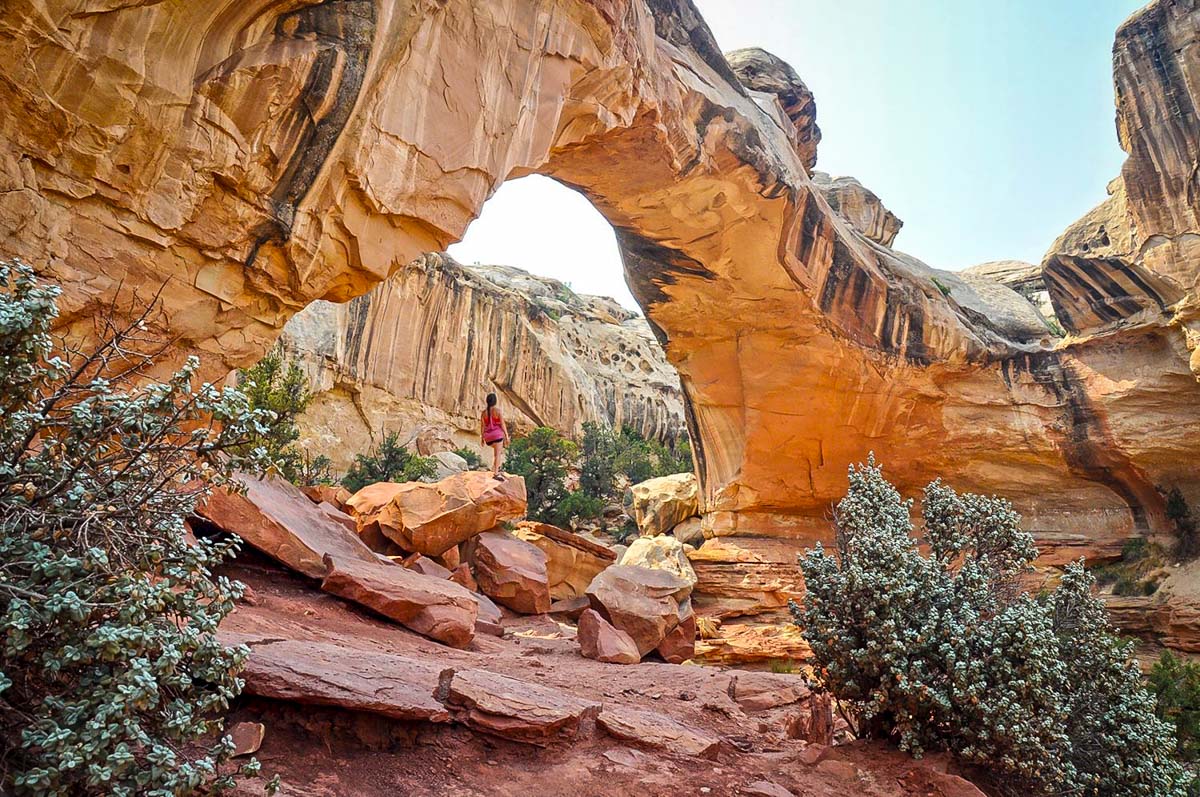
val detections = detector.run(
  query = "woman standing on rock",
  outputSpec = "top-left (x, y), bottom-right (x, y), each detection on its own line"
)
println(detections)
top-left (481, 393), bottom-right (510, 477)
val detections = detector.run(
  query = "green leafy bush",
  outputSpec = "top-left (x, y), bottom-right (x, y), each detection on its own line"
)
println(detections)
top-left (506, 427), bottom-right (578, 524)
top-left (1150, 651), bottom-right (1200, 762)
top-left (0, 262), bottom-right (276, 795)
top-left (453, 446), bottom-right (484, 470)
top-left (236, 350), bottom-right (319, 484)
top-left (341, 431), bottom-right (437, 493)
top-left (547, 489), bottom-right (605, 529)
top-left (579, 422), bottom-right (691, 502)
top-left (795, 455), bottom-right (1189, 796)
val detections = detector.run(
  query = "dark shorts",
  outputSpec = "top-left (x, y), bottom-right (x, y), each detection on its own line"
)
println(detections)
top-left (485, 435), bottom-right (505, 445)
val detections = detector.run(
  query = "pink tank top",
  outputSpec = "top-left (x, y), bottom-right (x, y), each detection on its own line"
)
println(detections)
top-left (483, 409), bottom-right (504, 441)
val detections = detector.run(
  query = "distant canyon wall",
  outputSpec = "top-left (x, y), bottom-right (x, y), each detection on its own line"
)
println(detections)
top-left (280, 253), bottom-right (686, 469)
top-left (0, 0), bottom-right (1198, 557)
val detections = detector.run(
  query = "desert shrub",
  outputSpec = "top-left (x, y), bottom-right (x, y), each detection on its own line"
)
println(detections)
top-left (236, 350), bottom-right (315, 483)
top-left (1167, 488), bottom-right (1199, 562)
top-left (1092, 536), bottom-right (1161, 596)
top-left (506, 427), bottom-right (578, 524)
top-left (341, 431), bottom-right (437, 492)
top-left (1150, 651), bottom-right (1200, 762)
top-left (795, 455), bottom-right (1189, 796)
top-left (453, 446), bottom-right (483, 470)
top-left (0, 262), bottom-right (277, 795)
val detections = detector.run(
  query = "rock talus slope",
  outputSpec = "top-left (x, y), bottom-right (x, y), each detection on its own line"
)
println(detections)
top-left (2, 1), bottom-right (1200, 611)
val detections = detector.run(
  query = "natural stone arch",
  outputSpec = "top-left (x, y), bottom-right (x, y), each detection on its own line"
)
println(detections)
top-left (2, 0), bottom-right (1199, 560)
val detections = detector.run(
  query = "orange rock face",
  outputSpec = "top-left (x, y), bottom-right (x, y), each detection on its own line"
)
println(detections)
top-left (5, 0), bottom-right (1200, 660)
top-left (466, 530), bottom-right (552, 615)
top-left (346, 472), bottom-right (527, 557)
top-left (511, 520), bottom-right (616, 601)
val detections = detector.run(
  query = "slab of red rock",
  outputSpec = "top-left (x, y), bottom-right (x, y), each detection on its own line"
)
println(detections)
top-left (301, 484), bottom-right (352, 510)
top-left (348, 472), bottom-right (527, 556)
top-left (729, 671), bottom-right (811, 712)
top-left (656, 610), bottom-right (696, 664)
top-left (197, 473), bottom-right (382, 579)
top-left (405, 554), bottom-right (452, 579)
top-left (549, 596), bottom-right (590, 620)
top-left (511, 520), bottom-right (616, 601)
top-left (586, 564), bottom-right (693, 656)
top-left (741, 782), bottom-right (794, 797)
top-left (449, 563), bottom-right (478, 591)
top-left (321, 554), bottom-right (478, 648)
top-left (228, 721), bottom-right (264, 757)
top-left (316, 501), bottom-right (358, 535)
top-left (468, 530), bottom-right (551, 614)
top-left (899, 767), bottom-right (987, 797)
top-left (437, 667), bottom-right (600, 745)
top-left (596, 706), bottom-right (719, 758)
top-left (229, 637), bottom-right (451, 722)
top-left (577, 608), bottom-right (640, 664)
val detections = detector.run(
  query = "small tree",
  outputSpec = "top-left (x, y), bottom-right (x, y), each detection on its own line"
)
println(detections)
top-left (0, 262), bottom-right (276, 795)
top-left (341, 431), bottom-right (437, 493)
top-left (235, 350), bottom-right (316, 483)
top-left (506, 427), bottom-right (578, 524)
top-left (795, 455), bottom-right (1189, 796)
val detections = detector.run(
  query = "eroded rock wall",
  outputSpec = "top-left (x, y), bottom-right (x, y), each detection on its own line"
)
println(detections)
top-left (280, 253), bottom-right (686, 469)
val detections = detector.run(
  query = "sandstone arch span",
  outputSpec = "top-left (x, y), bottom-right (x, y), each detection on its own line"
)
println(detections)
top-left (2, 0), bottom-right (1200, 566)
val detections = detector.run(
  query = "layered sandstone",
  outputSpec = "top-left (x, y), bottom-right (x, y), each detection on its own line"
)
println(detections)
top-left (281, 254), bottom-right (686, 469)
top-left (4, 0), bottom-right (1200, 663)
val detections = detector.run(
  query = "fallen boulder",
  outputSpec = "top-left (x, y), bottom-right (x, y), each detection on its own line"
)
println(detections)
top-left (671, 516), bottom-right (704, 545)
top-left (321, 554), bottom-right (478, 648)
top-left (197, 473), bottom-right (381, 579)
top-left (467, 530), bottom-right (551, 614)
top-left (596, 706), bottom-right (719, 758)
top-left (511, 520), bottom-right (616, 600)
top-left (586, 565), bottom-right (694, 657)
top-left (437, 667), bottom-right (600, 746)
top-left (229, 637), bottom-right (451, 723)
top-left (577, 608), bottom-right (640, 664)
top-left (348, 472), bottom-right (527, 556)
top-left (656, 610), bottom-right (696, 664)
top-left (631, 473), bottom-right (698, 537)
top-left (301, 483), bottom-right (352, 510)
top-left (619, 534), bottom-right (697, 592)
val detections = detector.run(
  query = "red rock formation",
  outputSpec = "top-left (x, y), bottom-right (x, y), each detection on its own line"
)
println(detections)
top-left (577, 608), bottom-right (641, 665)
top-left (467, 530), bottom-right (552, 615)
top-left (586, 564), bottom-right (694, 658)
top-left (347, 472), bottom-right (527, 556)
top-left (321, 554), bottom-right (478, 648)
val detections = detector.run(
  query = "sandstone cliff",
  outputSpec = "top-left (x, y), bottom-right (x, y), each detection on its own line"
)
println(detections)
top-left (280, 253), bottom-right (686, 470)
top-left (2, 0), bottom-right (1199, 598)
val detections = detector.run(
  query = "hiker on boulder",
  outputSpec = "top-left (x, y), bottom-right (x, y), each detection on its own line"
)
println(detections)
top-left (481, 392), bottom-right (510, 477)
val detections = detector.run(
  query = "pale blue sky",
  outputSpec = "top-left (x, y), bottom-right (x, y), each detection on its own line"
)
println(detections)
top-left (450, 0), bottom-right (1144, 310)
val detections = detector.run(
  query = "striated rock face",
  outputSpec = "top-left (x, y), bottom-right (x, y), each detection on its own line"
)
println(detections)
top-left (1114, 0), bottom-right (1200, 298)
top-left (281, 254), bottom-right (687, 469)
top-left (726, 48), bottom-right (821, 174)
top-left (811, 172), bottom-right (903, 247)
top-left (5, 0), bottom-right (1200, 659)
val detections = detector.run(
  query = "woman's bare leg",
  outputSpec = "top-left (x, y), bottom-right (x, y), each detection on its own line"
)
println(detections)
top-left (491, 442), bottom-right (501, 474)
